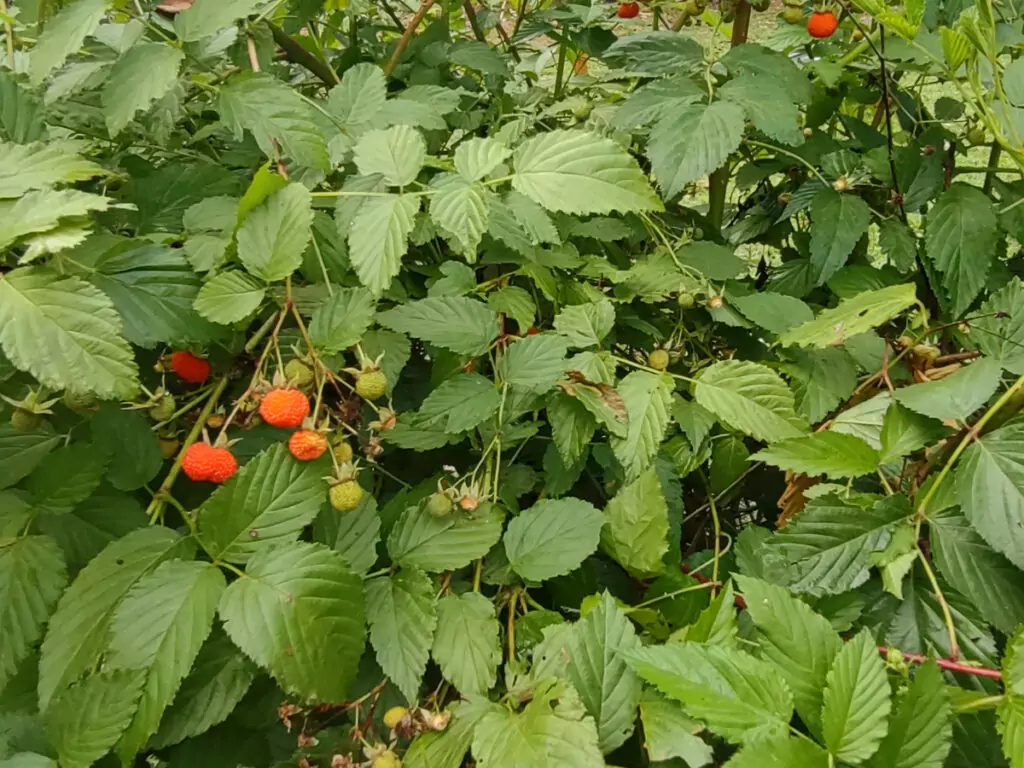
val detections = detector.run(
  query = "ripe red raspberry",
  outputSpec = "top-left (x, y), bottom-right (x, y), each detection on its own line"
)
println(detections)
top-left (618, 2), bottom-right (640, 18)
top-left (259, 388), bottom-right (310, 428)
top-left (807, 10), bottom-right (838, 37)
top-left (169, 351), bottom-right (211, 384)
top-left (289, 430), bottom-right (328, 461)
top-left (182, 443), bottom-right (238, 483)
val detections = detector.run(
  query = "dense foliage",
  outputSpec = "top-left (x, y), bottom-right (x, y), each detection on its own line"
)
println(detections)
top-left (3, 0), bottom-right (1024, 765)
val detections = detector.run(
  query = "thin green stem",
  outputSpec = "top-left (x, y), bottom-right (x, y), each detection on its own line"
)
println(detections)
top-left (917, 545), bottom-right (959, 660)
top-left (0, 0), bottom-right (14, 70)
top-left (632, 581), bottom-right (716, 610)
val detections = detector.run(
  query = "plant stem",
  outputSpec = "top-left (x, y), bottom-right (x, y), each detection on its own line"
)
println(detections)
top-left (553, 36), bottom-right (567, 99)
top-left (0, 0), bottom-right (14, 69)
top-left (463, 0), bottom-right (486, 41)
top-left (383, 0), bottom-right (435, 77)
top-left (632, 580), bottom-right (716, 610)
top-left (916, 544), bottom-right (959, 660)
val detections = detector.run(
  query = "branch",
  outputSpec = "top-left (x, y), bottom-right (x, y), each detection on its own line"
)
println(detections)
top-left (266, 22), bottom-right (339, 86)
top-left (383, 0), bottom-right (436, 78)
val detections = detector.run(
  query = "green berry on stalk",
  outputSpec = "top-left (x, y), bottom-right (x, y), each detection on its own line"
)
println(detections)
top-left (10, 408), bottom-right (42, 431)
top-left (149, 394), bottom-right (176, 422)
top-left (333, 440), bottom-right (354, 464)
top-left (648, 349), bottom-right (670, 371)
top-left (426, 492), bottom-right (453, 518)
top-left (356, 370), bottom-right (387, 401)
top-left (677, 292), bottom-right (696, 309)
top-left (329, 479), bottom-right (363, 512)
top-left (284, 358), bottom-right (315, 387)
top-left (967, 126), bottom-right (986, 145)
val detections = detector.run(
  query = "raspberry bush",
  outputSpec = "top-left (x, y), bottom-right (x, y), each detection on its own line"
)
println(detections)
top-left (2, 0), bottom-right (1024, 766)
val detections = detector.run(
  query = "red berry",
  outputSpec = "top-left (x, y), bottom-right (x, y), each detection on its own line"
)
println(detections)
top-left (169, 351), bottom-right (211, 384)
top-left (526, 326), bottom-right (539, 335)
top-left (259, 388), bottom-right (310, 428)
top-left (617, 2), bottom-right (640, 17)
top-left (206, 447), bottom-right (238, 483)
top-left (182, 443), bottom-right (237, 483)
top-left (807, 10), bottom-right (838, 37)
top-left (289, 430), bottom-right (328, 461)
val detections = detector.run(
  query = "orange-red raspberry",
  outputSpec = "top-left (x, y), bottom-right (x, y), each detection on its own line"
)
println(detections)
top-left (259, 388), bottom-right (310, 428)
top-left (169, 351), bottom-right (211, 384)
top-left (289, 430), bottom-right (328, 461)
top-left (182, 443), bottom-right (237, 483)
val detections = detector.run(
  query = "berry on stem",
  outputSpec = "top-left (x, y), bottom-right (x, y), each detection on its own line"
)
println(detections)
top-left (259, 388), bottom-right (310, 428)
top-left (648, 349), bottom-right (670, 371)
top-left (289, 430), bottom-right (328, 461)
top-left (169, 351), bottom-right (211, 384)
top-left (617, 2), bottom-right (640, 18)
top-left (182, 442), bottom-right (238, 483)
top-left (284, 358), bottom-right (315, 388)
top-left (355, 369), bottom-right (387, 401)
top-left (383, 706), bottom-right (409, 730)
top-left (807, 10), bottom-right (838, 37)
top-left (329, 479), bottom-right (363, 512)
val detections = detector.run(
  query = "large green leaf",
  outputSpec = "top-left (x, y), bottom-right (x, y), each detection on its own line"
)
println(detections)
top-left (752, 431), bottom-right (879, 479)
top-left (348, 194), bottom-right (421, 295)
top-left (89, 404), bottom-right (162, 492)
top-left (417, 373), bottom-right (501, 433)
top-left (553, 300), bottom-right (615, 349)
top-left (237, 183), bottom-right (312, 283)
top-left (405, 702), bottom-right (481, 768)
top-left (601, 467), bottom-right (668, 577)
top-left (455, 137), bottom-right (512, 182)
top-left (197, 444), bottom-right (327, 564)
top-left (821, 630), bottom-right (892, 763)
top-left (624, 642), bottom-right (794, 745)
top-left (0, 189), bottom-right (109, 251)
top-left (0, 141), bottom-right (104, 198)
top-left (429, 175), bottom-right (490, 259)
top-left (377, 296), bottom-right (500, 356)
top-left (431, 592), bottom-right (501, 696)
top-left (0, 268), bottom-right (139, 400)
top-left (388, 502), bottom-right (504, 572)
top-left (997, 696), bottom-right (1024, 768)
top-left (511, 130), bottom-right (661, 215)
top-left (610, 370), bottom-right (673, 481)
top-left (720, 43), bottom-right (812, 103)
top-left (723, 737), bottom-right (829, 768)
top-left (638, 689), bottom-right (713, 765)
top-left (925, 184), bottom-right (998, 316)
top-left (365, 569), bottom-right (436, 703)
top-left (548, 392), bottom-right (598, 464)
top-left (808, 189), bottom-right (872, 285)
top-left (0, 425), bottom-right (60, 490)
top-left (102, 43), bottom-right (183, 135)
top-left (894, 357), bottom-right (1001, 422)
top-left (734, 575), bottom-right (841, 737)
top-left (783, 348), bottom-right (859, 424)
top-left (175, 0), bottom-right (265, 42)
top-left (354, 126), bottom-right (427, 187)
top-left (28, 0), bottom-right (108, 85)
top-left (763, 494), bottom-right (910, 595)
top-left (693, 359), bottom-right (807, 443)
top-left (308, 287), bottom-right (376, 353)
top-left (313, 493), bottom-right (381, 575)
top-left (0, 536), bottom-right (67, 693)
top-left (603, 31), bottom-right (705, 76)
top-left (38, 527), bottom-right (192, 711)
top-left (646, 102), bottom-right (746, 200)
top-left (777, 283), bottom-right (918, 348)
top-left (975, 279), bottom-right (1024, 373)
top-left (868, 660), bottom-right (951, 768)
top-left (193, 271), bottom-right (265, 325)
top-left (326, 63), bottom-right (387, 129)
top-left (106, 560), bottom-right (224, 762)
top-left (217, 541), bottom-right (365, 702)
top-left (956, 421), bottom-right (1024, 570)
top-left (497, 335), bottom-right (568, 393)
top-left (504, 498), bottom-right (604, 581)
top-left (24, 442), bottom-right (107, 516)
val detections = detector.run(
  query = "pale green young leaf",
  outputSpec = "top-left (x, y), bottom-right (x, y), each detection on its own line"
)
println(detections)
top-left (348, 193), bottom-right (420, 295)
top-left (25, 442), bottom-right (107, 516)
top-left (752, 431), bottom-right (879, 479)
top-left (149, 630), bottom-right (256, 749)
top-left (764, 494), bottom-right (910, 595)
top-left (487, 286), bottom-right (536, 332)
top-left (974, 279), bottom-right (1024, 373)
top-left (184, 234), bottom-right (230, 273)
top-left (731, 292), bottom-right (813, 334)
top-left (29, 0), bottom-right (108, 85)
top-left (0, 754), bottom-right (58, 768)
top-left (723, 737), bottom-right (829, 767)
top-left (879, 403), bottom-right (947, 463)
top-left (694, 359), bottom-right (807, 443)
top-left (611, 370), bottom-right (673, 482)
top-left (673, 397), bottom-right (716, 448)
top-left (673, 580), bottom-right (737, 647)
top-left (353, 126), bottom-right (427, 187)
top-left (432, 592), bottom-right (501, 696)
top-left (429, 174), bottom-right (490, 258)
top-left (0, 536), bottom-right (67, 693)
top-left (107, 560), bottom-right (225, 762)
top-left (997, 696), bottom-right (1024, 768)
top-left (365, 569), bottom-right (437, 703)
top-left (102, 43), bottom-right (183, 135)
top-left (45, 670), bottom-right (145, 768)
top-left (237, 183), bottom-right (313, 283)
top-left (377, 296), bottom-right (499, 356)
top-left (313, 493), bottom-right (380, 575)
top-left (0, 190), bottom-right (110, 251)
top-left (497, 334), bottom-right (568, 393)
top-left (308, 287), bottom-right (376, 353)
top-left (894, 357), bottom-right (1001, 422)
top-left (878, 219), bottom-right (918, 272)
top-left (327, 63), bottom-right (387, 129)
top-left (504, 497), bottom-right (604, 581)
top-left (553, 300), bottom-right (615, 349)
top-left (455, 137), bottom-right (511, 181)
top-left (0, 141), bottom-right (104, 198)
top-left (193, 271), bottom-right (265, 324)
top-left (418, 374), bottom-right (501, 433)
top-left (734, 575), bottom-right (841, 737)
top-left (174, 0), bottom-right (265, 42)
top-left (868, 660), bottom-right (951, 768)
top-left (624, 642), bottom-right (793, 744)
top-left (808, 189), bottom-right (872, 285)
top-left (218, 542), bottom-right (365, 702)
top-left (822, 630), bottom-right (892, 763)
top-left (512, 130), bottom-right (662, 215)
top-left (638, 689), bottom-right (713, 765)
top-left (548, 392), bottom-right (598, 465)
top-left (505, 191), bottom-right (560, 244)
top-left (601, 467), bottom-right (669, 577)
top-left (778, 283), bottom-right (919, 348)
top-left (925, 184), bottom-right (998, 316)
top-left (388, 502), bottom-right (504, 572)
top-left (647, 102), bottom-right (745, 200)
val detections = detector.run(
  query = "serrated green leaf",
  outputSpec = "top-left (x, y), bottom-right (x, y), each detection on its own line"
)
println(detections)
top-left (365, 569), bottom-right (437, 703)
top-left (604, 31), bottom-right (705, 76)
top-left (218, 541), bottom-right (365, 702)
top-left (45, 670), bottom-right (145, 768)
top-left (197, 444), bottom-right (326, 564)
top-left (782, 347), bottom-right (858, 424)
top-left (174, 0), bottom-right (264, 42)
top-left (0, 190), bottom-right (109, 251)
top-left (925, 184), bottom-right (998, 316)
top-left (894, 357), bottom-right (1001, 422)
top-left (625, 642), bottom-right (793, 745)
top-left (868, 660), bottom-right (951, 768)
top-left (455, 137), bottom-right (511, 182)
top-left (22, 442), bottom-right (104, 517)
top-left (694, 359), bottom-right (807, 443)
top-left (348, 193), bottom-right (420, 295)
top-left (878, 219), bottom-right (918, 272)
top-left (822, 629), bottom-right (892, 763)
top-left (879, 403), bottom-right (947, 463)
top-left (511, 130), bottom-right (661, 215)
top-left (497, 334), bottom-right (568, 393)
top-left (611, 370), bottom-right (673, 482)
top-left (612, 76), bottom-right (706, 130)
top-left (647, 102), bottom-right (745, 200)
top-left (778, 283), bottom-right (919, 348)
top-left (29, 0), bottom-right (108, 85)
top-left (102, 43), bottom-right (183, 135)
top-left (601, 467), bottom-right (668, 577)
top-left (429, 175), bottom-right (490, 259)
top-left (327, 63), bottom-right (386, 129)
top-left (313, 493), bottom-right (380, 575)
top-left (504, 497), bottom-right (604, 581)
top-left (553, 300), bottom-right (615, 349)
top-left (808, 189), bottom-right (872, 285)
top-left (377, 296), bottom-right (499, 356)
top-left (106, 560), bottom-right (224, 762)
top-left (487, 286), bottom-right (535, 332)
top-left (150, 630), bottom-right (256, 749)
top-left (997, 695), bottom-right (1024, 768)
top-left (308, 287), bottom-right (376, 353)
top-left (0, 536), bottom-right (67, 693)
top-left (432, 592), bottom-right (500, 696)
top-left (547, 391), bottom-right (598, 464)
top-left (0, 426), bottom-right (57, 491)
top-left (734, 575), bottom-right (841, 737)
top-left (673, 580), bottom-right (737, 646)
top-left (0, 141), bottom-right (104, 198)
top-left (193, 270), bottom-right (265, 324)
top-left (720, 44), bottom-right (812, 103)
top-left (418, 373), bottom-right (500, 433)
top-left (723, 736), bottom-right (830, 767)
top-left (236, 183), bottom-right (312, 283)
top-left (388, 502), bottom-right (504, 572)
top-left (731, 292), bottom-right (813, 334)
top-left (718, 74), bottom-right (803, 146)
top-left (638, 689), bottom-right (712, 765)
top-left (764, 494), bottom-right (910, 595)
top-left (354, 126), bottom-right (427, 187)
top-left (38, 527), bottom-right (192, 711)
top-left (404, 702), bottom-right (480, 768)
top-left (975, 279), bottom-right (1024, 373)
top-left (89, 405), bottom-right (161, 492)
top-left (753, 431), bottom-right (879, 479)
